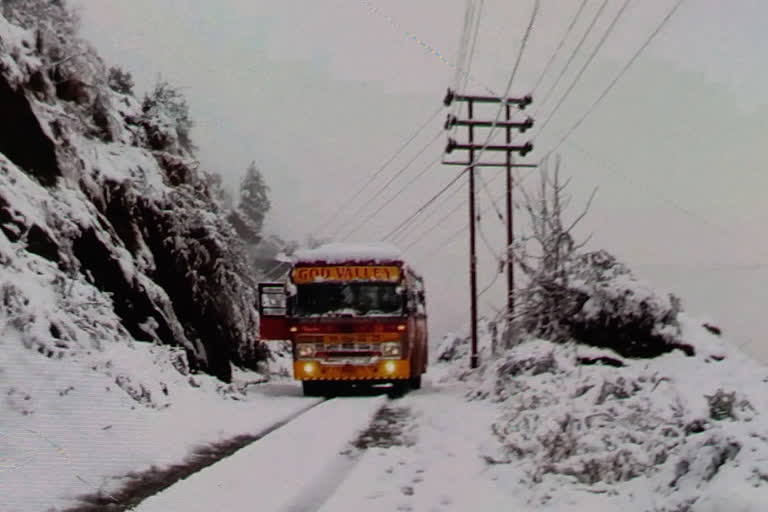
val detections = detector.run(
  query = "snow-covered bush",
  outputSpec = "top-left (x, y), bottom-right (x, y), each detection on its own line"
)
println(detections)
top-left (564, 250), bottom-right (688, 357)
top-left (107, 65), bottom-right (134, 96)
top-left (435, 333), bottom-right (469, 362)
top-left (141, 80), bottom-right (196, 155)
top-left (464, 337), bottom-right (768, 510)
top-left (513, 161), bottom-right (688, 358)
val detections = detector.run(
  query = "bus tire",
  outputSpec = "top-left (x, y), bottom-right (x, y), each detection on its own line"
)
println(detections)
top-left (302, 381), bottom-right (323, 397)
top-left (388, 380), bottom-right (409, 398)
top-left (408, 374), bottom-right (422, 390)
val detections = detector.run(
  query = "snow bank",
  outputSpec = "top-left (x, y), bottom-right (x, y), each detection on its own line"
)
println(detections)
top-left (435, 316), bottom-right (768, 510)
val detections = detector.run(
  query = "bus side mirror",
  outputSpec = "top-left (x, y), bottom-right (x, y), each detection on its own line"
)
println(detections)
top-left (258, 283), bottom-right (289, 340)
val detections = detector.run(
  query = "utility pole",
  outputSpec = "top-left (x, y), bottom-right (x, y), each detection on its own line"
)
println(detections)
top-left (442, 89), bottom-right (535, 368)
top-left (505, 103), bottom-right (514, 343)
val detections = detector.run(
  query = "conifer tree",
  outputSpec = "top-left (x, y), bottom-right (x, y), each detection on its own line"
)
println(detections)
top-left (238, 161), bottom-right (270, 237)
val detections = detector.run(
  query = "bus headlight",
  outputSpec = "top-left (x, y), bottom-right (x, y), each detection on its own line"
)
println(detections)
top-left (297, 344), bottom-right (315, 358)
top-left (380, 342), bottom-right (401, 358)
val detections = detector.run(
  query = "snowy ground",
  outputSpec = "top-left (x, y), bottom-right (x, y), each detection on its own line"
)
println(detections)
top-left (8, 334), bottom-right (768, 512)
top-left (1, 331), bottom-right (317, 512)
top-left (136, 395), bottom-right (387, 512)
top-left (5, 312), bottom-right (768, 512)
top-left (318, 380), bottom-right (526, 511)
top-left (425, 316), bottom-right (768, 512)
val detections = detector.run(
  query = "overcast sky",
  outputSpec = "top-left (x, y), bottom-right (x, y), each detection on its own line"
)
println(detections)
top-left (71, 0), bottom-right (768, 355)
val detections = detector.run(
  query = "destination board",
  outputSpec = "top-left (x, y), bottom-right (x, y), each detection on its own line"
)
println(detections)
top-left (292, 265), bottom-right (401, 284)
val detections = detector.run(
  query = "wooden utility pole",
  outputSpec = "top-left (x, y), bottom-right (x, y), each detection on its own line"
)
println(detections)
top-left (442, 88), bottom-right (535, 368)
top-left (467, 99), bottom-right (478, 369)
top-left (505, 103), bottom-right (514, 337)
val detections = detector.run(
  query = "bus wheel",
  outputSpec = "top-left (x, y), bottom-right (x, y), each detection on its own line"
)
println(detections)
top-left (388, 380), bottom-right (409, 398)
top-left (408, 374), bottom-right (422, 390)
top-left (302, 381), bottom-right (324, 397)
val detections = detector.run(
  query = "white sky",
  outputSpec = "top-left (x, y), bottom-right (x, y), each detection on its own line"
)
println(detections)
top-left (71, 0), bottom-right (768, 350)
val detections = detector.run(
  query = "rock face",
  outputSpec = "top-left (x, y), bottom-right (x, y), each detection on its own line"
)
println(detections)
top-left (0, 4), bottom-right (266, 382)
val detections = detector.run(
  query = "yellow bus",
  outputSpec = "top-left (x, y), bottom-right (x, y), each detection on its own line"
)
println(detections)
top-left (258, 243), bottom-right (428, 396)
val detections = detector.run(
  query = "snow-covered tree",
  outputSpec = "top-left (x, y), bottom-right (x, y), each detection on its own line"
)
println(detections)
top-left (202, 170), bottom-right (234, 210)
top-left (510, 157), bottom-right (686, 358)
top-left (238, 162), bottom-right (270, 235)
top-left (510, 156), bottom-right (596, 343)
top-left (141, 80), bottom-right (196, 155)
top-left (107, 66), bottom-right (134, 96)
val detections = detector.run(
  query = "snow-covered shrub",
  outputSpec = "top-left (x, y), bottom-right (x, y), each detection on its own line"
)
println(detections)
top-left (466, 338), bottom-right (768, 510)
top-left (564, 250), bottom-right (688, 358)
top-left (141, 81), bottom-right (196, 155)
top-left (107, 66), bottom-right (134, 96)
top-left (515, 249), bottom-right (687, 358)
top-left (435, 333), bottom-right (469, 362)
top-left (513, 161), bottom-right (688, 358)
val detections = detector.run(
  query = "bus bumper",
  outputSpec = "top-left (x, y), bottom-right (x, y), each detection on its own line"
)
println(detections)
top-left (294, 359), bottom-right (410, 381)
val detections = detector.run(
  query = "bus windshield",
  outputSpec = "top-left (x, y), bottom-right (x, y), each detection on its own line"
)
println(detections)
top-left (294, 283), bottom-right (403, 317)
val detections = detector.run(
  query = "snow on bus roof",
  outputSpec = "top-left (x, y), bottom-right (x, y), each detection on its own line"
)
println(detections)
top-left (293, 242), bottom-right (404, 265)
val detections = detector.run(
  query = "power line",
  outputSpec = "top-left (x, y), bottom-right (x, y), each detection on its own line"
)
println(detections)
top-left (392, 179), bottom-right (467, 244)
top-left (449, 1), bottom-right (474, 135)
top-left (342, 151), bottom-right (444, 241)
top-left (567, 138), bottom-right (731, 238)
top-left (385, 0), bottom-right (541, 244)
top-left (545, 0), bottom-right (688, 156)
top-left (400, 168), bottom-right (505, 248)
top-left (452, 0), bottom-right (485, 134)
top-left (453, 0), bottom-right (540, 230)
top-left (535, 0), bottom-right (634, 140)
top-left (382, 166), bottom-right (471, 241)
top-left (451, 0), bottom-right (587, 233)
top-left (462, 0), bottom-right (485, 93)
top-left (410, 165), bottom-right (539, 254)
top-left (332, 0), bottom-right (484, 243)
top-left (414, 0), bottom-right (686, 266)
top-left (477, 168), bottom-right (505, 225)
top-left (411, 0), bottom-right (695, 340)
top-left (477, 209), bottom-right (504, 262)
top-left (531, 0), bottom-right (590, 93)
top-left (536, 0), bottom-right (610, 113)
top-left (472, 0), bottom-right (540, 149)
top-left (403, 196), bottom-right (466, 250)
top-left (450, 0), bottom-right (473, 133)
top-left (339, 129), bottom-right (443, 240)
top-left (315, 105), bottom-right (443, 237)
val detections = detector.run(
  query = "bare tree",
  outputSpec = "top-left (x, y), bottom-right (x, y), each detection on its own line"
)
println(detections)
top-left (509, 155), bottom-right (597, 343)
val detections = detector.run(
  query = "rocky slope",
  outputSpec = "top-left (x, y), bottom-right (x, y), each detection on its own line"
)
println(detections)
top-left (0, 2), bottom-right (266, 382)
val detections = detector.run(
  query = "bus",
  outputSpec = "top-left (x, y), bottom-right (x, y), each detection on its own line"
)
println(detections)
top-left (257, 243), bottom-right (428, 396)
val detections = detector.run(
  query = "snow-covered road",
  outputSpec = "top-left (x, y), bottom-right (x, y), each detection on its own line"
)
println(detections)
top-left (134, 376), bottom-right (524, 512)
top-left (317, 380), bottom-right (524, 511)
top-left (135, 394), bottom-right (387, 512)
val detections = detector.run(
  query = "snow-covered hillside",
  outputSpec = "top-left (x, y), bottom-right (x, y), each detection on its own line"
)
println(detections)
top-left (0, 4), bottom-right (289, 509)
top-left (0, 2), bottom-right (272, 379)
